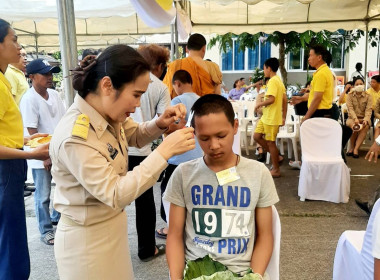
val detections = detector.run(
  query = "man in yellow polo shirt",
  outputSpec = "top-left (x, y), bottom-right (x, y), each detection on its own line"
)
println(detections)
top-left (254, 58), bottom-right (287, 178)
top-left (4, 47), bottom-right (28, 106)
top-left (303, 45), bottom-right (334, 121)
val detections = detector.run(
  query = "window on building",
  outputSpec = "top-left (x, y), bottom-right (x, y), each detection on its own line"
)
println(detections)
top-left (221, 39), bottom-right (271, 71)
top-left (287, 38), bottom-right (345, 71)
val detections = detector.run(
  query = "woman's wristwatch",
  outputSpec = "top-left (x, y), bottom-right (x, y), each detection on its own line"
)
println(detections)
top-left (375, 135), bottom-right (380, 146)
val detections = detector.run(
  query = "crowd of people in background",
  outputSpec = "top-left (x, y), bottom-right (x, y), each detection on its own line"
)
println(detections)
top-left (1, 16), bottom-right (380, 280)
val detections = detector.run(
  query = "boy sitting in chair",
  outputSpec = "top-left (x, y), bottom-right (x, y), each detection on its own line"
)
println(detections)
top-left (164, 94), bottom-right (279, 280)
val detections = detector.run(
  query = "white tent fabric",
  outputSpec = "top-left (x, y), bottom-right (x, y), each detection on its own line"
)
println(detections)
top-left (189, 0), bottom-right (380, 34)
top-left (2, 0), bottom-right (380, 52)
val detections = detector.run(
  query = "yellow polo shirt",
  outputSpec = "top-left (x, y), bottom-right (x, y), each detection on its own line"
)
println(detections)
top-left (261, 75), bottom-right (285, 125)
top-left (308, 64), bottom-right (333, 109)
top-left (366, 87), bottom-right (380, 110)
top-left (0, 72), bottom-right (24, 148)
top-left (4, 64), bottom-right (29, 106)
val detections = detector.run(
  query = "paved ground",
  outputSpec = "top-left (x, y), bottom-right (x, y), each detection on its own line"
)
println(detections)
top-left (24, 143), bottom-right (378, 280)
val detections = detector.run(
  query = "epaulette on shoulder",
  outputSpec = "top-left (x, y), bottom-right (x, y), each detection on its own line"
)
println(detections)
top-left (72, 114), bottom-right (90, 140)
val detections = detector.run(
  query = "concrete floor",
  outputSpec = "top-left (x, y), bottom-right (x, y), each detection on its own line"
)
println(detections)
top-left (24, 144), bottom-right (378, 280)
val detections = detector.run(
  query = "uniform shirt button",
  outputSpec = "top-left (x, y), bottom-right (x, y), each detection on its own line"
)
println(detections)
top-left (97, 126), bottom-right (103, 131)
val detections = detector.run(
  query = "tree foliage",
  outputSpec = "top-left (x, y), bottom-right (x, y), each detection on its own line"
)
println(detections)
top-left (208, 29), bottom-right (365, 85)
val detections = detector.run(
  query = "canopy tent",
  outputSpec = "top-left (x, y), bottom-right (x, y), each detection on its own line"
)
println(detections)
top-left (1, 0), bottom-right (380, 52)
top-left (189, 0), bottom-right (380, 34)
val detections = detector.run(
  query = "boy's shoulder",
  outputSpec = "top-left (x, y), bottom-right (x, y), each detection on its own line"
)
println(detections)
top-left (177, 157), bottom-right (203, 170)
top-left (238, 156), bottom-right (266, 171)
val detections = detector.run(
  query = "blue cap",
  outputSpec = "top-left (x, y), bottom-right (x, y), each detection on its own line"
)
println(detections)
top-left (26, 59), bottom-right (61, 75)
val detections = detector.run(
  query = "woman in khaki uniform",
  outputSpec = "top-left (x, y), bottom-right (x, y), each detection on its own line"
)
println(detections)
top-left (346, 77), bottom-right (373, 158)
top-left (50, 45), bottom-right (196, 280)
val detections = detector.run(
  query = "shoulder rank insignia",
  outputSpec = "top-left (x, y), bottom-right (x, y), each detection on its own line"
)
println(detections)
top-left (72, 114), bottom-right (90, 140)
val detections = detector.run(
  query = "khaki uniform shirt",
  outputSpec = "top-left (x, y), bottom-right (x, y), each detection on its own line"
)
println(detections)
top-left (375, 98), bottom-right (380, 120)
top-left (346, 91), bottom-right (373, 123)
top-left (50, 95), bottom-right (168, 226)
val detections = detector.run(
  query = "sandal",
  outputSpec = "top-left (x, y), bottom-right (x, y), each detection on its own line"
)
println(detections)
top-left (289, 160), bottom-right (302, 169)
top-left (41, 231), bottom-right (54, 246)
top-left (155, 227), bottom-right (168, 239)
top-left (140, 244), bottom-right (166, 262)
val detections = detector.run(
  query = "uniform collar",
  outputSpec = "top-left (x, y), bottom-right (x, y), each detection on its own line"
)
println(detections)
top-left (352, 91), bottom-right (365, 97)
top-left (0, 72), bottom-right (11, 91)
top-left (74, 94), bottom-right (111, 139)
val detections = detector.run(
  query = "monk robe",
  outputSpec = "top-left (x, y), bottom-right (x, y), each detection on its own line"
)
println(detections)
top-left (164, 57), bottom-right (223, 99)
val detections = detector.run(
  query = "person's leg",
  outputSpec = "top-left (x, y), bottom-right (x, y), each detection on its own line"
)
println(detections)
top-left (267, 141), bottom-right (280, 177)
top-left (347, 131), bottom-right (358, 154)
top-left (353, 125), bottom-right (369, 156)
top-left (128, 155), bottom-right (157, 260)
top-left (159, 164), bottom-right (177, 223)
top-left (253, 133), bottom-right (269, 152)
top-left (0, 159), bottom-right (30, 279)
top-left (32, 168), bottom-right (54, 237)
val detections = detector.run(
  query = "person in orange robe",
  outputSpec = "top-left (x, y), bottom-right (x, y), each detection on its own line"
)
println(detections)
top-left (164, 33), bottom-right (223, 99)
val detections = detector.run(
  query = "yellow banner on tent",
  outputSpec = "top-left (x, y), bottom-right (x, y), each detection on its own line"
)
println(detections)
top-left (155, 0), bottom-right (173, 11)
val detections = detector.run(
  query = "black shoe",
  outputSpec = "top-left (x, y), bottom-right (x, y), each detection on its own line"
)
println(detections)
top-left (52, 221), bottom-right (59, 226)
top-left (355, 200), bottom-right (371, 216)
top-left (24, 186), bottom-right (36, 192)
top-left (24, 191), bottom-right (32, 197)
top-left (257, 153), bottom-right (266, 162)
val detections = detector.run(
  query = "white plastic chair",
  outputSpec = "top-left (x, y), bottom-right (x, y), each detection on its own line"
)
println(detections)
top-left (333, 199), bottom-right (380, 280)
top-left (237, 100), bottom-right (256, 155)
top-left (266, 205), bottom-right (281, 280)
top-left (276, 104), bottom-right (300, 162)
top-left (298, 118), bottom-right (350, 203)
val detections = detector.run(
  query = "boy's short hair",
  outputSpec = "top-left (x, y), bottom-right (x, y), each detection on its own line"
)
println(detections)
top-left (264, 58), bottom-right (279, 72)
top-left (191, 94), bottom-right (235, 127)
top-left (172, 70), bottom-right (193, 85)
top-left (187, 33), bottom-right (206, 51)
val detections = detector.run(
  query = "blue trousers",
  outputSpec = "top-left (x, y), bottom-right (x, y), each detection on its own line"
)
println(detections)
top-left (32, 168), bottom-right (60, 236)
top-left (0, 159), bottom-right (30, 280)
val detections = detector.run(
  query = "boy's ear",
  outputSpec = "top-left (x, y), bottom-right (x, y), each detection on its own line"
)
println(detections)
top-left (233, 118), bottom-right (239, 135)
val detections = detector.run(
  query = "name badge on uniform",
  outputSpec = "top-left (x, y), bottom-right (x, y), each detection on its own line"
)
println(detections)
top-left (107, 143), bottom-right (119, 160)
top-left (216, 167), bottom-right (240, 185)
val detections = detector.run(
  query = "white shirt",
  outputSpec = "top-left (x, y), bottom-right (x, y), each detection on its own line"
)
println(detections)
top-left (20, 86), bottom-right (66, 168)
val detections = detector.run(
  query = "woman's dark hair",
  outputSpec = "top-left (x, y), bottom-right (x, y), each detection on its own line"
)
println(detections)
top-left (371, 75), bottom-right (380, 83)
top-left (345, 81), bottom-right (354, 87)
top-left (72, 44), bottom-right (150, 98)
top-left (355, 62), bottom-right (363, 72)
top-left (191, 94), bottom-right (235, 128)
top-left (0, 19), bottom-right (10, 43)
top-left (233, 79), bottom-right (239, 88)
top-left (353, 76), bottom-right (364, 84)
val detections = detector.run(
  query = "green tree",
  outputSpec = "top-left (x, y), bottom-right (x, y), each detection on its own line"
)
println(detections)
top-left (209, 30), bottom-right (363, 85)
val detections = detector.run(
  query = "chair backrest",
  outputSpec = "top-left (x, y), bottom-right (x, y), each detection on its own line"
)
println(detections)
top-left (361, 199), bottom-right (380, 279)
top-left (266, 205), bottom-right (281, 280)
top-left (300, 118), bottom-right (342, 160)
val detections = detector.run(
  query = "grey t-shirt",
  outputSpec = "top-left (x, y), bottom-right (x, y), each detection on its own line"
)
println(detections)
top-left (163, 156), bottom-right (279, 274)
top-left (129, 72), bottom-right (171, 156)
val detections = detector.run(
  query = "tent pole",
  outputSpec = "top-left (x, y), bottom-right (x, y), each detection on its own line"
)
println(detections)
top-left (171, 23), bottom-right (174, 61)
top-left (56, 0), bottom-right (78, 107)
top-left (175, 15), bottom-right (179, 59)
top-left (365, 22), bottom-right (369, 86)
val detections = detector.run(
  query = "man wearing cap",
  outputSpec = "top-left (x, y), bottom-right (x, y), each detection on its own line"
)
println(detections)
top-left (19, 59), bottom-right (66, 245)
